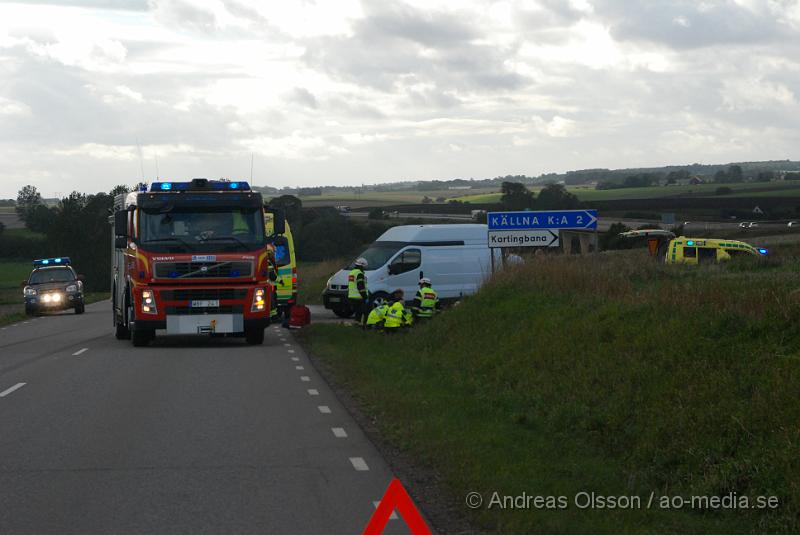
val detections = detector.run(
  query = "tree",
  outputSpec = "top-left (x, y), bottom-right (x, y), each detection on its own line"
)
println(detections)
top-left (500, 181), bottom-right (534, 210)
top-left (536, 184), bottom-right (579, 210)
top-left (756, 171), bottom-right (774, 183)
top-left (728, 165), bottom-right (744, 183)
top-left (16, 185), bottom-right (44, 227)
top-left (269, 195), bottom-right (303, 227)
top-left (109, 185), bottom-right (130, 196)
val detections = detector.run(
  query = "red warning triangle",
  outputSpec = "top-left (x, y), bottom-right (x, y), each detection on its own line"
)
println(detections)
top-left (362, 478), bottom-right (432, 535)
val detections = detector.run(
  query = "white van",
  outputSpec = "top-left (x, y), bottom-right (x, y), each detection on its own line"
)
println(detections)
top-left (322, 224), bottom-right (499, 317)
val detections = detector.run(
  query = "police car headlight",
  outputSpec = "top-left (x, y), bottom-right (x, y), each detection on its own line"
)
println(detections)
top-left (24, 286), bottom-right (37, 297)
top-left (65, 284), bottom-right (78, 293)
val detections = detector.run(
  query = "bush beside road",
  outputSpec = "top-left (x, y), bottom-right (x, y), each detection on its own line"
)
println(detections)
top-left (300, 248), bottom-right (800, 534)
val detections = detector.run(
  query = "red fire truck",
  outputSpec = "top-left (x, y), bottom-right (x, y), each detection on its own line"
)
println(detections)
top-left (111, 179), bottom-right (284, 347)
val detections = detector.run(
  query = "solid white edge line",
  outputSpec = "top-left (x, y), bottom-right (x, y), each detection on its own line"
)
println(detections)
top-left (72, 348), bottom-right (88, 356)
top-left (318, 405), bottom-right (331, 414)
top-left (350, 457), bottom-right (370, 471)
top-left (373, 501), bottom-right (398, 520)
top-left (332, 427), bottom-right (347, 438)
top-left (0, 383), bottom-right (27, 398)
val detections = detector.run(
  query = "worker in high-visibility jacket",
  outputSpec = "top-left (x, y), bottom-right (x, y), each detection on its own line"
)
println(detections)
top-left (412, 277), bottom-right (439, 320)
top-left (347, 257), bottom-right (369, 326)
top-left (266, 245), bottom-right (279, 323)
top-left (366, 302), bottom-right (388, 331)
top-left (384, 289), bottom-right (409, 332)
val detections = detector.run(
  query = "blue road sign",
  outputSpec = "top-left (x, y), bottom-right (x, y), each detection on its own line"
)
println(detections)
top-left (487, 209), bottom-right (598, 230)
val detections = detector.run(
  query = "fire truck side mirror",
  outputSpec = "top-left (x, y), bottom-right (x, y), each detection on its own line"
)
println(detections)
top-left (269, 208), bottom-right (286, 235)
top-left (114, 210), bottom-right (128, 237)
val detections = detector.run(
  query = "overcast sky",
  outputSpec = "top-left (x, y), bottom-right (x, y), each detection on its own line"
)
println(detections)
top-left (1, 0), bottom-right (799, 198)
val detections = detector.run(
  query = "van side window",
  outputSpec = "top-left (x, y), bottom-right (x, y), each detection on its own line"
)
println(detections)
top-left (683, 247), bottom-right (696, 258)
top-left (389, 249), bottom-right (421, 274)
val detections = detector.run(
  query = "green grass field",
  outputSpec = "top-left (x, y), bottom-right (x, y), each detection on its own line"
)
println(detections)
top-left (291, 188), bottom-right (499, 206)
top-left (0, 260), bottom-right (33, 304)
top-left (301, 247), bottom-right (800, 534)
top-left (453, 182), bottom-right (800, 204)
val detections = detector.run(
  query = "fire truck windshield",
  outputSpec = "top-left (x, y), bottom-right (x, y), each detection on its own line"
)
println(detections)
top-left (139, 206), bottom-right (265, 252)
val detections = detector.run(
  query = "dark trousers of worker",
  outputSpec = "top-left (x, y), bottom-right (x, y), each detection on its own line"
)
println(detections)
top-left (349, 298), bottom-right (367, 325)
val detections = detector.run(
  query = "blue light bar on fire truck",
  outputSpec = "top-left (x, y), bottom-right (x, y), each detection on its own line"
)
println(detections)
top-left (33, 257), bottom-right (71, 266)
top-left (149, 180), bottom-right (250, 192)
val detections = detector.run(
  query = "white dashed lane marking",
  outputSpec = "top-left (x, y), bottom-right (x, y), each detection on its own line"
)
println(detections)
top-left (0, 383), bottom-right (27, 398)
top-left (291, 357), bottom-right (299, 362)
top-left (284, 343), bottom-right (291, 347)
top-left (318, 405), bottom-right (331, 414)
top-left (300, 376), bottom-right (310, 382)
top-left (295, 366), bottom-right (304, 370)
top-left (72, 348), bottom-right (88, 356)
top-left (332, 427), bottom-right (347, 438)
top-left (308, 389), bottom-right (319, 396)
top-left (288, 350), bottom-right (295, 354)
top-left (349, 457), bottom-right (370, 471)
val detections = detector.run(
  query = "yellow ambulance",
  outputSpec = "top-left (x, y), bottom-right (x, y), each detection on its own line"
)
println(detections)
top-left (619, 229), bottom-right (768, 264)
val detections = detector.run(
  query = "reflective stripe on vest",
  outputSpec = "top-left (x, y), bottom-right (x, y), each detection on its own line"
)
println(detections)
top-left (384, 302), bottom-right (404, 328)
top-left (347, 268), bottom-right (365, 299)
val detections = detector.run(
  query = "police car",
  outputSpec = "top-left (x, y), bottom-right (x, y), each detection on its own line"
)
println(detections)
top-left (22, 257), bottom-right (85, 315)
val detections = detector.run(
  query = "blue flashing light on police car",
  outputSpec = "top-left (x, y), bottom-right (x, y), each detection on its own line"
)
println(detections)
top-left (758, 248), bottom-right (768, 255)
top-left (159, 182), bottom-right (172, 191)
top-left (33, 257), bottom-right (71, 266)
top-left (229, 182), bottom-right (240, 189)
top-left (686, 240), bottom-right (695, 246)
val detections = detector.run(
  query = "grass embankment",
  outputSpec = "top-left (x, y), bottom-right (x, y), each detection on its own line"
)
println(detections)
top-left (302, 250), bottom-right (800, 534)
top-left (297, 259), bottom-right (347, 305)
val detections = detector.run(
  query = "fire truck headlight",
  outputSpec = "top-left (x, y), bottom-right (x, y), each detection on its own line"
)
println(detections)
top-left (141, 290), bottom-right (157, 314)
top-left (252, 288), bottom-right (267, 312)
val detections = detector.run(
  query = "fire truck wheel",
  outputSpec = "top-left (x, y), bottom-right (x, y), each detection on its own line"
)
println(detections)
top-left (245, 327), bottom-right (265, 345)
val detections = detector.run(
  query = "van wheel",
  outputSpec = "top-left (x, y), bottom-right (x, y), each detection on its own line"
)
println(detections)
top-left (245, 327), bottom-right (265, 345)
top-left (332, 305), bottom-right (354, 318)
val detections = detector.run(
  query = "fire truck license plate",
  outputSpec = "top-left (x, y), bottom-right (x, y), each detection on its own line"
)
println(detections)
top-left (190, 300), bottom-right (219, 308)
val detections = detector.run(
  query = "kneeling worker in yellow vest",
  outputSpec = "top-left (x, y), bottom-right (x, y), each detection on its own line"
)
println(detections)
top-left (366, 302), bottom-right (388, 331)
top-left (384, 289), bottom-right (410, 332)
top-left (412, 277), bottom-right (439, 320)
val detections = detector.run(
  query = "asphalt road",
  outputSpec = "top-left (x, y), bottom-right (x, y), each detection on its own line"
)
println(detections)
top-left (0, 301), bottom-right (415, 534)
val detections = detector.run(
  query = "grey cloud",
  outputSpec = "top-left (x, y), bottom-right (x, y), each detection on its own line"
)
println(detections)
top-left (9, 0), bottom-right (149, 10)
top-left (289, 87), bottom-right (319, 109)
top-left (593, 0), bottom-right (796, 49)
top-left (303, 3), bottom-right (525, 92)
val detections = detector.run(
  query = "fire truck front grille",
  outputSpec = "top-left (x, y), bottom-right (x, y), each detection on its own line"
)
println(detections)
top-left (160, 289), bottom-right (248, 301)
top-left (166, 305), bottom-right (243, 315)
top-left (154, 261), bottom-right (253, 279)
